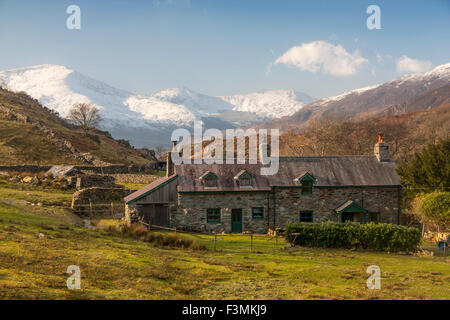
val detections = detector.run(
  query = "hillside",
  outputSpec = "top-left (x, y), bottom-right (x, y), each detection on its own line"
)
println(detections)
top-left (0, 65), bottom-right (315, 147)
top-left (259, 63), bottom-right (450, 131)
top-left (280, 100), bottom-right (450, 161)
top-left (0, 88), bottom-right (153, 166)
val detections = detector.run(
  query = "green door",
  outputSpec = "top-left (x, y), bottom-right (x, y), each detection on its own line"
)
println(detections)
top-left (231, 209), bottom-right (243, 233)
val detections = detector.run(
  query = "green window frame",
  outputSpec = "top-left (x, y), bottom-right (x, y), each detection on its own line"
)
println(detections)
top-left (301, 181), bottom-right (313, 194)
top-left (252, 207), bottom-right (264, 220)
top-left (299, 210), bottom-right (313, 222)
top-left (206, 208), bottom-right (221, 223)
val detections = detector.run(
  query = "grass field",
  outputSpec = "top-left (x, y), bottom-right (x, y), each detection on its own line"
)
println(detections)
top-left (0, 185), bottom-right (449, 300)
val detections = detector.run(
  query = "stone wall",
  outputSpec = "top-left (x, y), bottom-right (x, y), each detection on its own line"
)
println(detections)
top-left (274, 186), bottom-right (401, 228)
top-left (171, 186), bottom-right (400, 233)
top-left (0, 164), bottom-right (156, 174)
top-left (174, 192), bottom-right (270, 233)
top-left (72, 187), bottom-right (132, 216)
top-left (76, 175), bottom-right (117, 189)
top-left (0, 165), bottom-right (52, 173)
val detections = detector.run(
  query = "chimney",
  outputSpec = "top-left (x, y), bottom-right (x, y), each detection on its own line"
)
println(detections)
top-left (374, 132), bottom-right (391, 162)
top-left (166, 140), bottom-right (177, 176)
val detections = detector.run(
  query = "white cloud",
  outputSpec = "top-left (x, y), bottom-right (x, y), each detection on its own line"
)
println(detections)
top-left (274, 40), bottom-right (368, 77)
top-left (376, 53), bottom-right (392, 65)
top-left (396, 55), bottom-right (432, 74)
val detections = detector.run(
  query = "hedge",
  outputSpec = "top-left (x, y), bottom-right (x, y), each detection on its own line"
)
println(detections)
top-left (285, 222), bottom-right (421, 252)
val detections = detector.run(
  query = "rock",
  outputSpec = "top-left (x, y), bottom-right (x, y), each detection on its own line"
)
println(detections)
top-left (45, 165), bottom-right (81, 178)
top-left (22, 176), bottom-right (33, 183)
top-left (30, 176), bottom-right (40, 185)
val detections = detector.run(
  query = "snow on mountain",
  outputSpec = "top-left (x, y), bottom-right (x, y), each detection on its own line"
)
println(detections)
top-left (262, 62), bottom-right (450, 131)
top-left (220, 89), bottom-right (314, 118)
top-left (315, 63), bottom-right (450, 108)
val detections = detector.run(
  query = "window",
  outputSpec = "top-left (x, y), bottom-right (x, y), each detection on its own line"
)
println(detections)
top-left (239, 177), bottom-right (252, 187)
top-left (295, 172), bottom-right (315, 194)
top-left (206, 208), bottom-right (221, 223)
top-left (299, 211), bottom-right (313, 222)
top-left (368, 212), bottom-right (380, 223)
top-left (204, 176), bottom-right (217, 188)
top-left (301, 181), bottom-right (313, 194)
top-left (252, 207), bottom-right (264, 220)
top-left (200, 171), bottom-right (218, 188)
top-left (234, 170), bottom-right (253, 188)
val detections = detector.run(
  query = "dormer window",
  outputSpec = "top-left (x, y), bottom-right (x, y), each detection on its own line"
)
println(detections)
top-left (294, 172), bottom-right (316, 195)
top-left (199, 171), bottom-right (218, 188)
top-left (234, 170), bottom-right (253, 188)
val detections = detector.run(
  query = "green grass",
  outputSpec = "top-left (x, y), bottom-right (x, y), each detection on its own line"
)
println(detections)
top-left (115, 182), bottom-right (149, 190)
top-left (0, 187), bottom-right (449, 300)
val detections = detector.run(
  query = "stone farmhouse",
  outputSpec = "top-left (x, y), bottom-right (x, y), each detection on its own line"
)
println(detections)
top-left (124, 137), bottom-right (401, 234)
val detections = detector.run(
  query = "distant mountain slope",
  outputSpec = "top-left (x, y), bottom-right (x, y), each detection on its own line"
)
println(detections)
top-left (0, 88), bottom-right (152, 165)
top-left (261, 63), bottom-right (450, 131)
top-left (0, 64), bottom-right (313, 147)
top-left (280, 102), bottom-right (450, 161)
top-left (220, 89), bottom-right (314, 118)
top-left (381, 83), bottom-right (450, 115)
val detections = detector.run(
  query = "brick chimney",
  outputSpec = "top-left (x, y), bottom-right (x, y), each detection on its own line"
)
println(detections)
top-left (374, 132), bottom-right (391, 162)
top-left (166, 140), bottom-right (177, 176)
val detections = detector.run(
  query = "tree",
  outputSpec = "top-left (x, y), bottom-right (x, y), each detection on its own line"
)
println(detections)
top-left (397, 138), bottom-right (450, 197)
top-left (68, 103), bottom-right (102, 134)
top-left (415, 191), bottom-right (450, 231)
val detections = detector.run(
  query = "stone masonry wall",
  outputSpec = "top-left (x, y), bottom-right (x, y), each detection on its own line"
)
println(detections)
top-left (274, 186), bottom-right (401, 228)
top-left (174, 192), bottom-right (270, 233)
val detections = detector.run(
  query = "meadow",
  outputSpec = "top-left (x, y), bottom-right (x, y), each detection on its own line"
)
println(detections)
top-left (0, 184), bottom-right (449, 300)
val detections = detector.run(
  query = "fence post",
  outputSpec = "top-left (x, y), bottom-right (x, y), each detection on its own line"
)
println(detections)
top-left (111, 202), bottom-right (115, 219)
top-left (275, 230), bottom-right (278, 248)
top-left (214, 233), bottom-right (217, 251)
top-left (89, 200), bottom-right (93, 220)
top-left (251, 234), bottom-right (253, 252)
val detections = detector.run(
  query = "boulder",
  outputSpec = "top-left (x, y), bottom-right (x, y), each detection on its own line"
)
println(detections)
top-left (45, 165), bottom-right (81, 178)
top-left (22, 176), bottom-right (33, 183)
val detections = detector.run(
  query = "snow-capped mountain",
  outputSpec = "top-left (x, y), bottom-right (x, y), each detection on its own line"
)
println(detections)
top-left (220, 89), bottom-right (314, 118)
top-left (0, 64), bottom-right (312, 147)
top-left (262, 62), bottom-right (450, 130)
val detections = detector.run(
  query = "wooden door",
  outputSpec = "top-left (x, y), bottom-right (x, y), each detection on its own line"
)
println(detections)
top-left (231, 209), bottom-right (242, 233)
top-left (138, 204), bottom-right (170, 227)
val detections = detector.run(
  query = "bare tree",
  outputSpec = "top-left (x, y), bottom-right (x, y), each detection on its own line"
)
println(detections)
top-left (68, 103), bottom-right (102, 134)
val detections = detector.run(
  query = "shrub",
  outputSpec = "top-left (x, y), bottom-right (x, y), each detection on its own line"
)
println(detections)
top-left (112, 223), bottom-right (206, 251)
top-left (415, 191), bottom-right (450, 231)
top-left (285, 222), bottom-right (421, 252)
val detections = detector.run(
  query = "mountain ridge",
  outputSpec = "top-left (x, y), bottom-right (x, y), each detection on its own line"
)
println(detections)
top-left (0, 64), bottom-right (313, 147)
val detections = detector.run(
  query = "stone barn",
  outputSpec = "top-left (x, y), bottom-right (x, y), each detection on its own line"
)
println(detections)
top-left (124, 137), bottom-right (401, 233)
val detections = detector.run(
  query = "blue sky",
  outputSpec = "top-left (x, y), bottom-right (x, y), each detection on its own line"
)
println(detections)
top-left (0, 0), bottom-right (449, 98)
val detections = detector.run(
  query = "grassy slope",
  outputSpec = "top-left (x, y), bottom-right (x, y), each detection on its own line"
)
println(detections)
top-left (0, 186), bottom-right (449, 300)
top-left (0, 89), bottom-right (149, 165)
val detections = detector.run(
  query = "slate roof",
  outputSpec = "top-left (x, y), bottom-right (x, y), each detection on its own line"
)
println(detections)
top-left (176, 156), bottom-right (400, 192)
top-left (335, 200), bottom-right (368, 213)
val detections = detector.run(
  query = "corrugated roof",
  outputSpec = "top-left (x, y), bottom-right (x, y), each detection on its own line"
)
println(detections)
top-left (176, 156), bottom-right (400, 192)
top-left (124, 174), bottom-right (177, 204)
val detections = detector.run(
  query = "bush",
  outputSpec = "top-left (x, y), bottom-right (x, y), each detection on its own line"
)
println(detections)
top-left (110, 223), bottom-right (207, 251)
top-left (285, 222), bottom-right (421, 252)
top-left (415, 191), bottom-right (450, 231)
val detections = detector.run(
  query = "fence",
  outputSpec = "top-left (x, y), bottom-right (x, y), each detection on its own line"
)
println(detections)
top-left (136, 220), bottom-right (286, 253)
